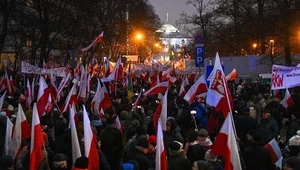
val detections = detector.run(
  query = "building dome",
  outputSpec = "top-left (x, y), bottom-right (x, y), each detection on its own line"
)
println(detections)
top-left (156, 24), bottom-right (179, 33)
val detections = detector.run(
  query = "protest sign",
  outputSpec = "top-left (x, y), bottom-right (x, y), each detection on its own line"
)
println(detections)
top-left (271, 65), bottom-right (300, 90)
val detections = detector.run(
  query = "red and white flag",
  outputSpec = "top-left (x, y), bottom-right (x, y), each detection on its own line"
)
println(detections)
top-left (78, 65), bottom-right (88, 99)
top-left (5, 72), bottom-right (12, 96)
top-left (98, 85), bottom-right (112, 112)
top-left (81, 32), bottom-right (104, 52)
top-left (155, 118), bottom-right (167, 170)
top-left (19, 93), bottom-right (26, 103)
top-left (105, 58), bottom-right (111, 77)
top-left (9, 75), bottom-right (14, 95)
top-left (4, 117), bottom-right (13, 155)
top-left (49, 74), bottom-right (58, 101)
top-left (99, 108), bottom-right (105, 118)
top-left (144, 81), bottom-right (169, 97)
top-left (31, 77), bottom-right (35, 100)
top-left (265, 138), bottom-right (283, 168)
top-left (91, 79), bottom-right (101, 113)
top-left (134, 90), bottom-right (142, 106)
top-left (179, 75), bottom-right (189, 97)
top-left (211, 113), bottom-right (242, 170)
top-left (206, 53), bottom-right (233, 117)
top-left (101, 58), bottom-right (123, 82)
top-left (0, 91), bottom-right (6, 110)
top-left (160, 89), bottom-right (168, 131)
top-left (57, 74), bottom-right (70, 101)
top-left (25, 79), bottom-right (32, 109)
top-left (114, 116), bottom-right (122, 132)
top-left (273, 90), bottom-right (281, 100)
top-left (9, 104), bottom-right (31, 160)
top-left (30, 103), bottom-right (45, 170)
top-left (280, 88), bottom-right (294, 109)
top-left (225, 68), bottom-right (238, 81)
top-left (60, 84), bottom-right (78, 113)
top-left (82, 105), bottom-right (100, 169)
top-left (37, 76), bottom-right (49, 117)
top-left (184, 75), bottom-right (208, 103)
top-left (69, 104), bottom-right (81, 165)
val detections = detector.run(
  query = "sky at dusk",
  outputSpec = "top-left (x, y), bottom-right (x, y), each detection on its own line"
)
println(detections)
top-left (148, 0), bottom-right (197, 31)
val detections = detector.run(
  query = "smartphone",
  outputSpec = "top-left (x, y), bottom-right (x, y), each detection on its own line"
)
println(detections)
top-left (190, 110), bottom-right (196, 115)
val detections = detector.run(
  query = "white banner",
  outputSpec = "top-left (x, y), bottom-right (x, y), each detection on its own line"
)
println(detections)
top-left (271, 65), bottom-right (300, 90)
top-left (21, 61), bottom-right (66, 77)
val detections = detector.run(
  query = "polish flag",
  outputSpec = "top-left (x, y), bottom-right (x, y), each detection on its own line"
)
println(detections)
top-left (265, 138), bottom-right (283, 168)
top-left (225, 68), bottom-right (238, 81)
top-left (160, 89), bottom-right (168, 131)
top-left (5, 72), bottom-right (12, 96)
top-left (184, 75), bottom-right (208, 103)
top-left (25, 79), bottom-right (32, 109)
top-left (101, 58), bottom-right (123, 82)
top-left (57, 74), bottom-right (70, 101)
top-left (134, 90), bottom-right (142, 106)
top-left (273, 90), bottom-right (281, 100)
top-left (155, 118), bottom-right (167, 170)
top-left (280, 88), bottom-right (294, 109)
top-left (82, 105), bottom-right (100, 169)
top-left (114, 116), bottom-right (122, 132)
top-left (87, 73), bottom-right (91, 99)
top-left (0, 91), bottom-right (6, 110)
top-left (19, 93), bottom-right (26, 103)
top-left (4, 117), bottom-right (13, 155)
top-left (69, 104), bottom-right (82, 165)
top-left (37, 76), bottom-right (49, 117)
top-left (49, 74), bottom-right (58, 101)
top-left (211, 113), bottom-right (242, 170)
top-left (31, 77), bottom-right (35, 100)
top-left (91, 79), bottom-right (101, 113)
top-left (152, 103), bottom-right (162, 130)
top-left (161, 68), bottom-right (171, 82)
top-left (98, 85), bottom-right (112, 112)
top-left (60, 84), bottom-right (78, 113)
top-left (99, 108), bottom-right (105, 118)
top-left (30, 103), bottom-right (45, 170)
top-left (9, 75), bottom-right (15, 95)
top-left (9, 104), bottom-right (31, 160)
top-left (179, 81), bottom-right (187, 97)
top-left (105, 58), bottom-right (111, 77)
top-left (78, 65), bottom-right (88, 99)
top-left (144, 81), bottom-right (169, 97)
top-left (81, 32), bottom-right (104, 52)
top-left (206, 53), bottom-right (233, 117)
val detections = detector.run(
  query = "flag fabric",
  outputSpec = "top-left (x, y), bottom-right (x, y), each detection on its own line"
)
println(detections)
top-left (155, 118), bottom-right (167, 170)
top-left (57, 74), bottom-right (70, 100)
top-left (0, 91), bottom-right (6, 110)
top-left (144, 81), bottom-right (169, 97)
top-left (19, 93), bottom-right (26, 103)
top-left (37, 76), bottom-right (49, 117)
top-left (70, 104), bottom-right (82, 165)
top-left (5, 72), bottom-right (12, 96)
top-left (160, 89), bottom-right (168, 131)
top-left (280, 88), bottom-right (293, 109)
top-left (211, 113), bottom-right (242, 170)
top-left (265, 138), bottom-right (283, 168)
top-left (179, 77), bottom-right (188, 97)
top-left (98, 85), bottom-right (112, 112)
top-left (273, 90), bottom-right (281, 100)
top-left (225, 68), bottom-right (238, 81)
top-left (105, 58), bottom-right (111, 77)
top-left (114, 116), bottom-right (122, 132)
top-left (60, 84), bottom-right (78, 113)
top-left (152, 103), bottom-right (162, 130)
top-left (91, 79), bottom-right (101, 113)
top-left (9, 103), bottom-right (31, 159)
top-left (81, 32), bottom-right (104, 52)
top-left (9, 75), bottom-right (15, 95)
top-left (4, 117), bottom-right (13, 155)
top-left (101, 58), bottom-right (123, 82)
top-left (25, 79), bottom-right (32, 109)
top-left (31, 77), bottom-right (35, 100)
top-left (134, 90), bottom-right (142, 106)
top-left (99, 108), bottom-right (105, 118)
top-left (82, 105), bottom-right (100, 170)
top-left (49, 74), bottom-right (58, 101)
top-left (30, 103), bottom-right (45, 170)
top-left (78, 65), bottom-right (88, 99)
top-left (206, 53), bottom-right (233, 117)
top-left (184, 75), bottom-right (208, 103)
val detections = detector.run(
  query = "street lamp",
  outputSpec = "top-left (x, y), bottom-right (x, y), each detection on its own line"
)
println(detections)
top-left (136, 34), bottom-right (142, 40)
top-left (270, 39), bottom-right (275, 65)
top-left (252, 43), bottom-right (257, 55)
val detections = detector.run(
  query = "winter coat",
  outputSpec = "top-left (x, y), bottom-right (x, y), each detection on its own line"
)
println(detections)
top-left (257, 117), bottom-right (279, 145)
top-left (99, 124), bottom-right (123, 161)
top-left (126, 147), bottom-right (154, 170)
top-left (243, 143), bottom-right (273, 170)
top-left (286, 118), bottom-right (300, 141)
top-left (186, 143), bottom-right (207, 165)
top-left (168, 150), bottom-right (191, 170)
top-left (191, 102), bottom-right (208, 129)
top-left (235, 114), bottom-right (257, 144)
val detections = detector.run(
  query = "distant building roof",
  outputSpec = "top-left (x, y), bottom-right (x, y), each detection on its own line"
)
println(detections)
top-left (156, 24), bottom-right (179, 33)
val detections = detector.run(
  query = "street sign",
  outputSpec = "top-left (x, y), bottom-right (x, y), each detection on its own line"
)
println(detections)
top-left (195, 44), bottom-right (204, 67)
top-left (194, 35), bottom-right (204, 44)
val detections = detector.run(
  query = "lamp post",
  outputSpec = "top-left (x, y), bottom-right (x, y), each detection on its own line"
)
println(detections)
top-left (135, 33), bottom-right (143, 59)
top-left (270, 39), bottom-right (275, 65)
top-left (252, 43), bottom-right (257, 55)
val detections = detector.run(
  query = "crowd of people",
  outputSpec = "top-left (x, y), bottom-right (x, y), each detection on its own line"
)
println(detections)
top-left (0, 72), bottom-right (300, 170)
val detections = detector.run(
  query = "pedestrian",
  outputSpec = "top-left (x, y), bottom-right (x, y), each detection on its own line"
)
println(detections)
top-left (168, 141), bottom-right (191, 170)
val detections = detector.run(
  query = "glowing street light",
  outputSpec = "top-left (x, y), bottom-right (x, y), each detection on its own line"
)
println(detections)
top-left (155, 43), bottom-right (159, 47)
top-left (136, 34), bottom-right (143, 40)
top-left (252, 43), bottom-right (257, 48)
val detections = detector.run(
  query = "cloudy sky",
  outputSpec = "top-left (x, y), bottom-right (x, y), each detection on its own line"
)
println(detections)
top-left (148, 0), bottom-right (197, 31)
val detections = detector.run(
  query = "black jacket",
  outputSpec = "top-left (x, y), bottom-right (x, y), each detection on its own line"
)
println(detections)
top-left (99, 125), bottom-right (123, 161)
top-left (126, 147), bottom-right (154, 170)
top-left (168, 150), bottom-right (191, 170)
top-left (186, 144), bottom-right (207, 165)
top-left (235, 114), bottom-right (257, 144)
top-left (243, 143), bottom-right (273, 170)
top-left (286, 118), bottom-right (300, 141)
top-left (257, 117), bottom-right (279, 145)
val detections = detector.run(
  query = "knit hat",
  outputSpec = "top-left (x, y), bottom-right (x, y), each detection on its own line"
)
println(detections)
top-left (136, 138), bottom-right (149, 149)
top-left (53, 153), bottom-right (68, 161)
top-left (198, 129), bottom-right (209, 137)
top-left (168, 141), bottom-right (183, 151)
top-left (289, 135), bottom-right (300, 146)
top-left (285, 156), bottom-right (300, 170)
top-left (252, 132), bottom-right (263, 143)
top-left (0, 155), bottom-right (13, 169)
top-left (74, 156), bottom-right (89, 168)
top-left (187, 130), bottom-right (199, 142)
